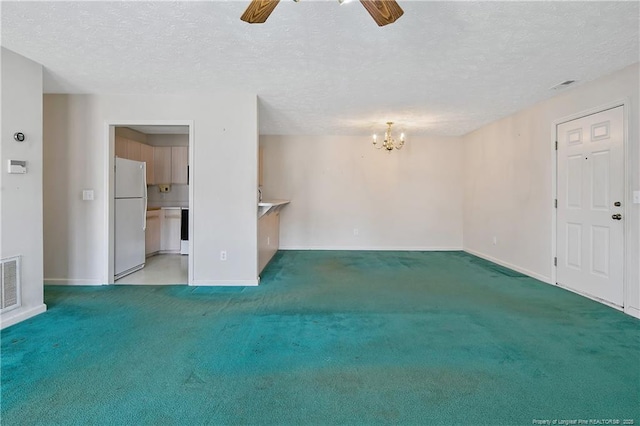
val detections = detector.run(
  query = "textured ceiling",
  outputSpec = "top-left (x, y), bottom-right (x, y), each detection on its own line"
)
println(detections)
top-left (1, 1), bottom-right (638, 136)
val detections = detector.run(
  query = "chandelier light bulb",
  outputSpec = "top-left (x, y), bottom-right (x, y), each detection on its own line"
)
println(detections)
top-left (372, 122), bottom-right (405, 152)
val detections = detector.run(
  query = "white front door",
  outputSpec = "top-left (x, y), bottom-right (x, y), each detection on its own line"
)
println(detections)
top-left (557, 106), bottom-right (624, 306)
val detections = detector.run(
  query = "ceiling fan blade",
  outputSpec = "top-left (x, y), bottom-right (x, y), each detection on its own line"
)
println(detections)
top-left (241, 0), bottom-right (281, 24)
top-left (359, 0), bottom-right (404, 26)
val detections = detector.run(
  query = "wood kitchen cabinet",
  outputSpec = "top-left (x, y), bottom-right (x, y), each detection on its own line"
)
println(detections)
top-left (145, 209), bottom-right (161, 256)
top-left (171, 146), bottom-right (188, 184)
top-left (154, 147), bottom-right (172, 184)
top-left (161, 208), bottom-right (182, 252)
top-left (116, 137), bottom-right (188, 186)
top-left (115, 137), bottom-right (143, 162)
top-left (258, 211), bottom-right (280, 273)
top-left (115, 136), bottom-right (128, 158)
top-left (140, 143), bottom-right (155, 185)
top-left (127, 140), bottom-right (142, 162)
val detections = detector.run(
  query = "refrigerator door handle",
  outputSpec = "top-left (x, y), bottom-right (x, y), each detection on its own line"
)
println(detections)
top-left (142, 163), bottom-right (147, 231)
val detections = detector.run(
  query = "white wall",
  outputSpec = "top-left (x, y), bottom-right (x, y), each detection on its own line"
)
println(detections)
top-left (463, 63), bottom-right (640, 316)
top-left (0, 48), bottom-right (46, 328)
top-left (260, 135), bottom-right (463, 250)
top-left (43, 93), bottom-right (258, 286)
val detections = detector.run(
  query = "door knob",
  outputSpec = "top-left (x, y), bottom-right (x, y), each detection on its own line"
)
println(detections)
top-left (612, 214), bottom-right (622, 220)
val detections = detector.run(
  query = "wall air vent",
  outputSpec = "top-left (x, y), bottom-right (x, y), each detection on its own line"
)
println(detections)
top-left (1, 256), bottom-right (21, 313)
top-left (550, 80), bottom-right (577, 90)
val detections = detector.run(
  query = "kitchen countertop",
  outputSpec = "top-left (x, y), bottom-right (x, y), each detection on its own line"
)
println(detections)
top-left (258, 199), bottom-right (290, 218)
top-left (147, 205), bottom-right (188, 212)
top-left (147, 201), bottom-right (189, 209)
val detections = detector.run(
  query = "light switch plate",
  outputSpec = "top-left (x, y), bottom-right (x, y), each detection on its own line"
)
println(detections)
top-left (633, 190), bottom-right (640, 204)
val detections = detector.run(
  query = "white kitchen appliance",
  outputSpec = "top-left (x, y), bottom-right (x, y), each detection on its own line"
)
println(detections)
top-left (114, 158), bottom-right (147, 280)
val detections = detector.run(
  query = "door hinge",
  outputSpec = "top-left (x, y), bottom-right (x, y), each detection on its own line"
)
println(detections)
top-left (554, 199), bottom-right (557, 208)
top-left (555, 141), bottom-right (558, 150)
top-left (554, 257), bottom-right (557, 267)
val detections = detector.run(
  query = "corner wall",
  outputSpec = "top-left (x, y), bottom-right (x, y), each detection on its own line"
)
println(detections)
top-left (261, 135), bottom-right (463, 250)
top-left (462, 63), bottom-right (640, 316)
top-left (43, 93), bottom-right (258, 286)
top-left (0, 48), bottom-right (46, 328)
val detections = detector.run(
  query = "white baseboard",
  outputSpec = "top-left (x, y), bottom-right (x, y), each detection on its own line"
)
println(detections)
top-left (191, 279), bottom-right (259, 287)
top-left (44, 278), bottom-right (104, 286)
top-left (463, 248), bottom-right (552, 283)
top-left (279, 246), bottom-right (463, 251)
top-left (1, 304), bottom-right (47, 330)
top-left (624, 306), bottom-right (640, 319)
top-left (553, 282), bottom-right (623, 311)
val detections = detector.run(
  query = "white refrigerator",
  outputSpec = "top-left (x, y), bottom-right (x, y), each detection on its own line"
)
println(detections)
top-left (115, 158), bottom-right (147, 280)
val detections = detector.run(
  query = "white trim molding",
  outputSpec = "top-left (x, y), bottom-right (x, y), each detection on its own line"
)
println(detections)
top-left (0, 304), bottom-right (47, 330)
top-left (44, 279), bottom-right (104, 286)
top-left (464, 248), bottom-right (552, 284)
top-left (624, 306), bottom-right (640, 319)
top-left (279, 246), bottom-right (463, 251)
top-left (191, 279), bottom-right (259, 286)
top-left (554, 282), bottom-right (623, 312)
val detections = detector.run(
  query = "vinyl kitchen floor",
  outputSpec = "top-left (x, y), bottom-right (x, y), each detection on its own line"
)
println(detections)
top-left (115, 254), bottom-right (188, 285)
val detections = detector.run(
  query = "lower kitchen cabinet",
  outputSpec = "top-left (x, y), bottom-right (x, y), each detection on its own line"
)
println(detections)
top-left (161, 208), bottom-right (182, 252)
top-left (146, 208), bottom-right (182, 255)
top-left (145, 209), bottom-right (161, 256)
top-left (258, 211), bottom-right (280, 273)
top-left (140, 143), bottom-right (155, 185)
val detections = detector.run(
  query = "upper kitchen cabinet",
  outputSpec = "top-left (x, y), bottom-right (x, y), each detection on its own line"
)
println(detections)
top-left (140, 143), bottom-right (155, 185)
top-left (171, 146), bottom-right (188, 185)
top-left (115, 136), bottom-right (143, 162)
top-left (154, 147), bottom-right (172, 184)
top-left (115, 136), bottom-right (128, 158)
top-left (127, 140), bottom-right (142, 162)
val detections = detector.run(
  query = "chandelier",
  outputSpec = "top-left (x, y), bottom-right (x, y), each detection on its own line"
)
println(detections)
top-left (372, 122), bottom-right (405, 151)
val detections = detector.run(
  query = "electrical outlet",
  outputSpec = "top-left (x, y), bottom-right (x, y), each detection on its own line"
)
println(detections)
top-left (633, 191), bottom-right (640, 204)
top-left (353, 228), bottom-right (359, 236)
top-left (220, 250), bottom-right (227, 261)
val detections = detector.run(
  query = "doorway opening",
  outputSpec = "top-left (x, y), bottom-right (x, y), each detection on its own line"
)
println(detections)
top-left (105, 121), bottom-right (194, 285)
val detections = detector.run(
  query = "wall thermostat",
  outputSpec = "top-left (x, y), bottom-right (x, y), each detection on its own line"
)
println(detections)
top-left (13, 132), bottom-right (25, 142)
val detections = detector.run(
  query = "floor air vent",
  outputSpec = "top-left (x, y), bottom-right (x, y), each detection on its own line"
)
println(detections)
top-left (1, 256), bottom-right (21, 313)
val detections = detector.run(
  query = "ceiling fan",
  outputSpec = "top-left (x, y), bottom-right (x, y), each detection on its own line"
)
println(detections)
top-left (240, 0), bottom-right (404, 27)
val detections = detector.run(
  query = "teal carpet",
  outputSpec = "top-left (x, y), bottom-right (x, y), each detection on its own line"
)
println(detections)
top-left (2, 251), bottom-right (639, 425)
